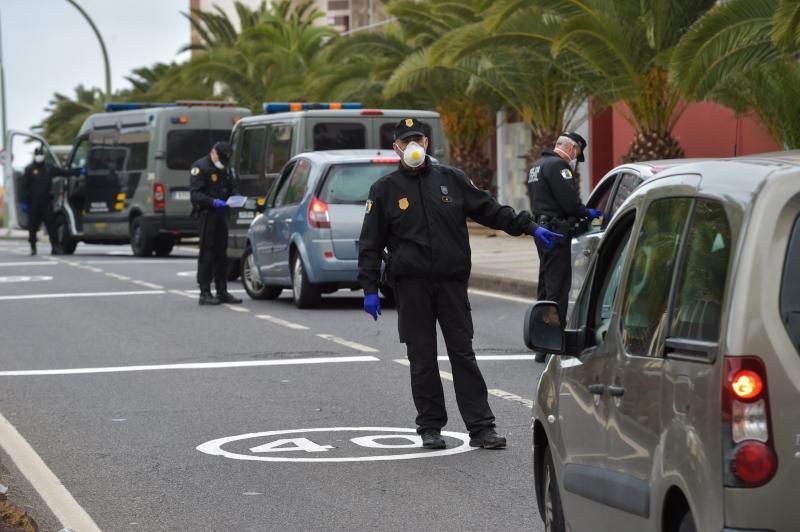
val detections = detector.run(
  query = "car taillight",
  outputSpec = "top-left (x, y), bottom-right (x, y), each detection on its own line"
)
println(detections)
top-left (372, 158), bottom-right (400, 164)
top-left (723, 356), bottom-right (777, 487)
top-left (308, 196), bottom-right (330, 229)
top-left (153, 184), bottom-right (166, 211)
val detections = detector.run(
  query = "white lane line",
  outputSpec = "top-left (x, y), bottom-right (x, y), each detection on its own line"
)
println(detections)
top-left (0, 290), bottom-right (164, 301)
top-left (0, 261), bottom-right (59, 267)
top-left (185, 288), bottom-right (246, 294)
top-left (0, 411), bottom-right (101, 531)
top-left (80, 266), bottom-right (103, 273)
top-left (256, 314), bottom-right (309, 330)
top-left (468, 288), bottom-right (533, 305)
top-left (317, 334), bottom-right (380, 353)
top-left (132, 280), bottom-right (164, 289)
top-left (169, 289), bottom-right (196, 299)
top-left (437, 355), bottom-right (536, 361)
top-left (105, 272), bottom-right (131, 281)
top-left (85, 259), bottom-right (195, 265)
top-left (0, 357), bottom-right (381, 376)
top-left (393, 359), bottom-right (534, 408)
top-left (225, 304), bottom-right (250, 313)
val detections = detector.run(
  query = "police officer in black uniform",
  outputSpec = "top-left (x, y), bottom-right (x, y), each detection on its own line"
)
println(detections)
top-left (20, 146), bottom-right (80, 255)
top-left (358, 118), bottom-right (562, 450)
top-left (190, 141), bottom-right (243, 306)
top-left (528, 133), bottom-right (601, 361)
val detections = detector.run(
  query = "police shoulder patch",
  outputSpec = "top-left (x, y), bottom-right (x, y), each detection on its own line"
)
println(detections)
top-left (561, 168), bottom-right (573, 180)
top-left (191, 167), bottom-right (200, 176)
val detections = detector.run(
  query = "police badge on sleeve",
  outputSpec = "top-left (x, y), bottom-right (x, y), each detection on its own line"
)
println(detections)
top-left (561, 168), bottom-right (573, 180)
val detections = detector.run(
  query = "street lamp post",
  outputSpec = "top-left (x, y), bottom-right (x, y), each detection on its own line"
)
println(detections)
top-left (65, 0), bottom-right (111, 102)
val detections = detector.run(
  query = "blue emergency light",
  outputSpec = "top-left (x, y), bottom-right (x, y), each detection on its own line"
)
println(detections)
top-left (104, 102), bottom-right (177, 112)
top-left (262, 102), bottom-right (363, 114)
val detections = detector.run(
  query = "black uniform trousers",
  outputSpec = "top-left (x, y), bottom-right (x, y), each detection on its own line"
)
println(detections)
top-left (535, 235), bottom-right (572, 321)
top-left (28, 200), bottom-right (57, 246)
top-left (197, 209), bottom-right (229, 291)
top-left (395, 276), bottom-right (495, 436)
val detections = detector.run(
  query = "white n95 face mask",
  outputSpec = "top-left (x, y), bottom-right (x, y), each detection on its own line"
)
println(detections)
top-left (400, 141), bottom-right (426, 168)
top-left (213, 160), bottom-right (225, 170)
top-left (568, 158), bottom-right (577, 171)
top-left (34, 155), bottom-right (45, 164)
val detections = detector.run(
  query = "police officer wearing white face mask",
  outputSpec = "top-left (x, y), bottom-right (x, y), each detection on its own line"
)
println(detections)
top-left (527, 132), bottom-right (602, 362)
top-left (358, 118), bottom-right (562, 450)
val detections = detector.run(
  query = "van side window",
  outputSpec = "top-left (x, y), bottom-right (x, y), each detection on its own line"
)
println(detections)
top-left (313, 123), bottom-right (366, 151)
top-left (781, 214), bottom-right (800, 354)
top-left (266, 124), bottom-right (292, 174)
top-left (670, 201), bottom-right (731, 342)
top-left (70, 139), bottom-right (90, 169)
top-left (621, 198), bottom-right (692, 356)
top-left (118, 131), bottom-right (150, 171)
top-left (239, 127), bottom-right (267, 177)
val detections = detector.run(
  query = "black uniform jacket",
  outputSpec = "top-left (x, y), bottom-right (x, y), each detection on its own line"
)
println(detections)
top-left (22, 163), bottom-right (78, 205)
top-left (189, 155), bottom-right (238, 216)
top-left (358, 159), bottom-right (538, 295)
top-left (528, 150), bottom-right (588, 219)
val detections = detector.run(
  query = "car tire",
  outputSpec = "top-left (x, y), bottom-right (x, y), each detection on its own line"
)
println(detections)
top-left (292, 255), bottom-right (320, 309)
top-left (541, 446), bottom-right (566, 532)
top-left (677, 511), bottom-right (697, 532)
top-left (154, 237), bottom-right (174, 257)
top-left (54, 215), bottom-right (77, 255)
top-left (241, 247), bottom-right (281, 300)
top-left (130, 217), bottom-right (154, 257)
top-left (227, 258), bottom-right (241, 281)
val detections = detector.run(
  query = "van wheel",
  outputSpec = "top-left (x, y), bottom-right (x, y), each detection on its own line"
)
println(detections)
top-left (54, 215), bottom-right (77, 255)
top-left (541, 446), bottom-right (565, 532)
top-left (154, 237), bottom-right (174, 257)
top-left (241, 247), bottom-right (281, 300)
top-left (292, 255), bottom-right (320, 309)
top-left (130, 217), bottom-right (154, 257)
top-left (227, 258), bottom-right (241, 281)
top-left (677, 511), bottom-right (697, 532)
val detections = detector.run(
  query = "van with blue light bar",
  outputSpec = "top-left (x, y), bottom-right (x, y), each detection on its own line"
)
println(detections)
top-left (224, 103), bottom-right (448, 278)
top-left (41, 100), bottom-right (250, 256)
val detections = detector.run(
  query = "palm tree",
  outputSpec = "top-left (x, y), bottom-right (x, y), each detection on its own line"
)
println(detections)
top-left (671, 0), bottom-right (800, 148)
top-left (39, 85), bottom-right (104, 145)
top-left (119, 62), bottom-right (215, 102)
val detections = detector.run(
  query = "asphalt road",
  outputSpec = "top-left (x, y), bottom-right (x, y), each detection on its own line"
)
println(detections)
top-left (0, 240), bottom-right (545, 532)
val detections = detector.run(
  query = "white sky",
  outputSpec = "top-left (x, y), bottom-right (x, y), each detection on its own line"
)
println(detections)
top-left (1, 0), bottom-right (192, 138)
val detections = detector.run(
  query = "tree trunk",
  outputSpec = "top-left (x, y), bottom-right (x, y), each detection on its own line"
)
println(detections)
top-left (450, 142), bottom-right (494, 194)
top-left (623, 128), bottom-right (685, 163)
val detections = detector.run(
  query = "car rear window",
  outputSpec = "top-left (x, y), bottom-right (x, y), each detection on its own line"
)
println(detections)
top-left (781, 214), bottom-right (800, 354)
top-left (313, 123), bottom-right (366, 150)
top-left (318, 163), bottom-right (396, 204)
top-left (167, 129), bottom-right (231, 170)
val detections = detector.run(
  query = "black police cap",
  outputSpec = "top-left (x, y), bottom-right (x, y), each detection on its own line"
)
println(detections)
top-left (393, 118), bottom-right (427, 141)
top-left (34, 145), bottom-right (44, 155)
top-left (213, 141), bottom-right (232, 160)
top-left (561, 131), bottom-right (587, 162)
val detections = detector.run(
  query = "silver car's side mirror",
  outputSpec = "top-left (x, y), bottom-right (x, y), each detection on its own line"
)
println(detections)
top-left (524, 302), bottom-right (565, 354)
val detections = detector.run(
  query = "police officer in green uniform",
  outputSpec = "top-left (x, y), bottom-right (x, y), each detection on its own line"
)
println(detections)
top-left (528, 133), bottom-right (601, 361)
top-left (190, 141), bottom-right (243, 306)
top-left (358, 118), bottom-right (562, 450)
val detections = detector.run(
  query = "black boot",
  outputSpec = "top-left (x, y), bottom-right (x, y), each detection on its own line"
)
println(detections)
top-left (420, 429), bottom-right (446, 449)
top-left (30, 243), bottom-right (37, 256)
top-left (216, 288), bottom-right (242, 304)
top-left (199, 290), bottom-right (221, 306)
top-left (469, 428), bottom-right (507, 449)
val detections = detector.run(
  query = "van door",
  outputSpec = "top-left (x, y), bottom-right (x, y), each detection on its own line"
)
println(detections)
top-left (2, 131), bottom-right (61, 231)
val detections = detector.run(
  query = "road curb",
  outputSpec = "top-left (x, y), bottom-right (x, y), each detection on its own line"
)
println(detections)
top-left (469, 272), bottom-right (537, 298)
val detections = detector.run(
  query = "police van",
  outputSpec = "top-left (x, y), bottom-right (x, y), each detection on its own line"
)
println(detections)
top-left (5, 101), bottom-right (250, 256)
top-left (226, 102), bottom-right (448, 277)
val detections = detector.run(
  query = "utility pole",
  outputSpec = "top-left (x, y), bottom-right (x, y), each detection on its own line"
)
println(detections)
top-left (0, 10), bottom-right (7, 150)
top-left (65, 0), bottom-right (111, 102)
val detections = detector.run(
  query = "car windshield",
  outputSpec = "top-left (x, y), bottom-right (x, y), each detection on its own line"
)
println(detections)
top-left (166, 129), bottom-right (231, 170)
top-left (318, 163), bottom-right (396, 204)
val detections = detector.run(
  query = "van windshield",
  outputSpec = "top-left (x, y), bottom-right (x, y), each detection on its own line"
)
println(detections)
top-left (781, 214), bottom-right (800, 354)
top-left (318, 163), bottom-right (396, 204)
top-left (167, 129), bottom-right (231, 170)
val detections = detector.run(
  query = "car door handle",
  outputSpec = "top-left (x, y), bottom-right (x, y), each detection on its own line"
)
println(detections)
top-left (608, 385), bottom-right (625, 397)
top-left (583, 248), bottom-right (593, 256)
top-left (588, 384), bottom-right (605, 395)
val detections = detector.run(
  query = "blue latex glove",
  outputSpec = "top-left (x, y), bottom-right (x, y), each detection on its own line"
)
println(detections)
top-left (534, 226), bottom-right (563, 250)
top-left (212, 199), bottom-right (228, 209)
top-left (79, 167), bottom-right (88, 177)
top-left (20, 203), bottom-right (29, 214)
top-left (587, 208), bottom-right (602, 220)
top-left (364, 293), bottom-right (381, 321)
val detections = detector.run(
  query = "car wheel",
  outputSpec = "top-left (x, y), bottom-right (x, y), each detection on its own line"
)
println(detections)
top-left (241, 247), bottom-right (281, 300)
top-left (154, 237), bottom-right (174, 257)
top-left (292, 255), bottom-right (320, 309)
top-left (130, 217), bottom-right (154, 257)
top-left (54, 215), bottom-right (77, 255)
top-left (541, 446), bottom-right (566, 532)
top-left (227, 258), bottom-right (241, 281)
top-left (677, 511), bottom-right (697, 532)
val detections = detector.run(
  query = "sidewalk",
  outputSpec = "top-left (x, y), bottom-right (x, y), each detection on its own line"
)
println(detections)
top-left (468, 223), bottom-right (539, 298)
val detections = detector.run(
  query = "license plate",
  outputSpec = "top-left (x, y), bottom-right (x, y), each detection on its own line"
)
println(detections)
top-left (172, 191), bottom-right (190, 200)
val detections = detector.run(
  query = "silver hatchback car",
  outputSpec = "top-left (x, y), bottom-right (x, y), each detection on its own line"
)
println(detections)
top-left (241, 150), bottom-right (398, 308)
top-left (526, 152), bottom-right (800, 531)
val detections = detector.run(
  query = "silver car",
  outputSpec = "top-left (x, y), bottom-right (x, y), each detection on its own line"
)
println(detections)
top-left (241, 150), bottom-right (398, 308)
top-left (526, 152), bottom-right (800, 531)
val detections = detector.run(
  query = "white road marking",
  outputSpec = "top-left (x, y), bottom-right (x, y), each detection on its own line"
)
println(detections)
top-left (185, 288), bottom-right (245, 294)
top-left (256, 315), bottom-right (309, 330)
top-left (177, 271), bottom-right (196, 277)
top-left (0, 261), bottom-right (59, 267)
top-left (0, 356), bottom-right (380, 377)
top-left (467, 288), bottom-right (533, 304)
top-left (394, 359), bottom-right (533, 408)
top-left (437, 354), bottom-right (536, 361)
top-left (80, 266), bottom-right (104, 273)
top-left (225, 304), bottom-right (249, 312)
top-left (86, 259), bottom-right (195, 265)
top-left (0, 290), bottom-right (164, 301)
top-left (169, 289), bottom-right (196, 299)
top-left (105, 272), bottom-right (131, 281)
top-left (317, 334), bottom-right (379, 353)
top-left (0, 275), bottom-right (53, 283)
top-left (0, 411), bottom-right (101, 531)
top-left (132, 280), bottom-right (164, 289)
